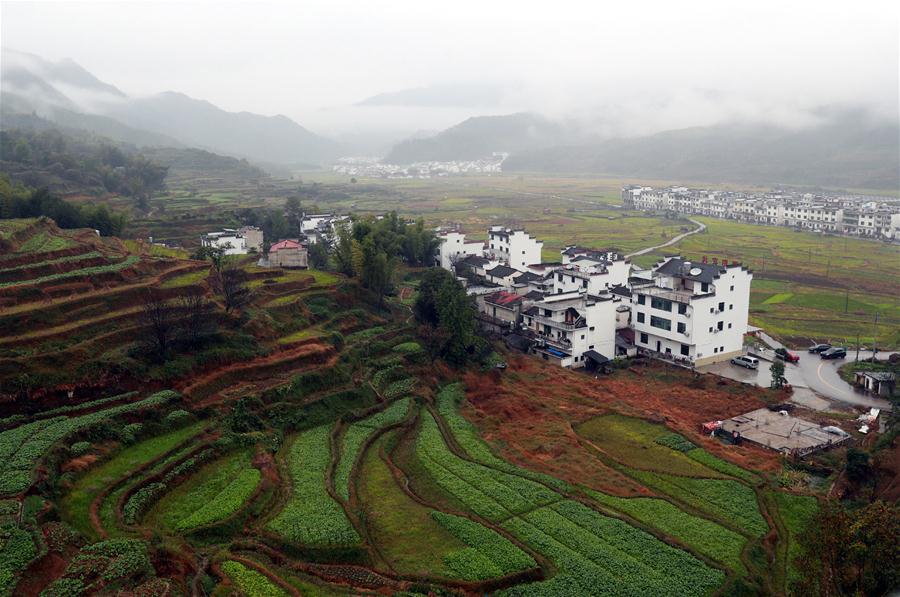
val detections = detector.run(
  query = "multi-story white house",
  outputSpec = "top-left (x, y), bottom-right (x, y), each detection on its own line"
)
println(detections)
top-left (486, 227), bottom-right (543, 270)
top-left (434, 230), bottom-right (485, 269)
top-left (553, 247), bottom-right (631, 294)
top-left (630, 256), bottom-right (752, 366)
top-left (521, 291), bottom-right (617, 368)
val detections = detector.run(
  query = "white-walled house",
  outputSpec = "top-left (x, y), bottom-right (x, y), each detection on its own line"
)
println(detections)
top-left (486, 227), bottom-right (543, 270)
top-left (435, 230), bottom-right (485, 270)
top-left (554, 248), bottom-right (631, 294)
top-left (630, 256), bottom-right (752, 366)
top-left (201, 229), bottom-right (248, 255)
top-left (521, 291), bottom-right (617, 368)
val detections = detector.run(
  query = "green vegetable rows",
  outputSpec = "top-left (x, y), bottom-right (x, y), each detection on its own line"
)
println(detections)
top-left (0, 390), bottom-right (178, 496)
top-left (431, 511), bottom-right (535, 579)
top-left (267, 425), bottom-right (360, 546)
top-left (630, 470), bottom-right (768, 536)
top-left (220, 560), bottom-right (288, 597)
top-left (176, 468), bottom-right (260, 531)
top-left (334, 398), bottom-right (411, 500)
top-left (416, 412), bottom-right (558, 521)
top-left (0, 255), bottom-right (140, 289)
top-left (589, 490), bottom-right (747, 573)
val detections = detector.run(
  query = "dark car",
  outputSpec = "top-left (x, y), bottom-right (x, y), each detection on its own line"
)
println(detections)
top-left (774, 347), bottom-right (800, 363)
top-left (821, 347), bottom-right (847, 359)
top-left (808, 343), bottom-right (831, 353)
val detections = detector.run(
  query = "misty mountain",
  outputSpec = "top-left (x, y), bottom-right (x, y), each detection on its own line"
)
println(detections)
top-left (385, 113), bottom-right (574, 163)
top-left (504, 110), bottom-right (900, 189)
top-left (357, 83), bottom-right (511, 108)
top-left (102, 92), bottom-right (341, 165)
top-left (1, 49), bottom-right (341, 165)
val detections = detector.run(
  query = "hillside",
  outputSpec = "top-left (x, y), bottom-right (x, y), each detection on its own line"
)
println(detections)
top-left (1, 50), bottom-right (341, 165)
top-left (505, 111), bottom-right (900, 189)
top-left (385, 112), bottom-right (573, 163)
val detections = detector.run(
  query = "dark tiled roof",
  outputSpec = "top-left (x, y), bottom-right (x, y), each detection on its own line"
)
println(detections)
top-left (459, 254), bottom-right (489, 266)
top-left (655, 257), bottom-right (726, 284)
top-left (609, 284), bottom-right (631, 297)
top-left (505, 333), bottom-right (533, 351)
top-left (487, 264), bottom-right (519, 278)
top-left (524, 306), bottom-right (541, 316)
top-left (523, 290), bottom-right (545, 300)
top-left (514, 271), bottom-right (541, 283)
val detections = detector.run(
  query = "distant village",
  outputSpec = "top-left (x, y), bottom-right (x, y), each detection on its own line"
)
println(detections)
top-left (435, 226), bottom-right (753, 371)
top-left (623, 185), bottom-right (900, 240)
top-left (332, 154), bottom-right (508, 178)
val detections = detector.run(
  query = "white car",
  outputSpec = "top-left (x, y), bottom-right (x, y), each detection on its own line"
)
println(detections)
top-left (730, 355), bottom-right (759, 370)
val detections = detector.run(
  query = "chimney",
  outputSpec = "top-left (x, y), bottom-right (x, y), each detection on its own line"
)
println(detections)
top-left (682, 261), bottom-right (692, 275)
top-left (702, 255), bottom-right (708, 264)
top-left (722, 259), bottom-right (728, 266)
top-left (712, 257), bottom-right (718, 265)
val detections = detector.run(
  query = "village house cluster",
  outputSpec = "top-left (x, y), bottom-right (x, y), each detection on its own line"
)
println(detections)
top-left (622, 185), bottom-right (900, 239)
top-left (436, 226), bottom-right (754, 369)
top-left (332, 154), bottom-right (507, 178)
top-left (200, 213), bottom-right (349, 268)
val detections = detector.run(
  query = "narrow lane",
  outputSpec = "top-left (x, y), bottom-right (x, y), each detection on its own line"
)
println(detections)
top-left (625, 219), bottom-right (706, 259)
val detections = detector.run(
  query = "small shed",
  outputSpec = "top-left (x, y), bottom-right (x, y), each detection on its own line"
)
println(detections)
top-left (855, 371), bottom-right (896, 397)
top-left (583, 350), bottom-right (612, 373)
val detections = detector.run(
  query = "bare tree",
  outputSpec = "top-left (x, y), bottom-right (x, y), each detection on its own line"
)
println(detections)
top-left (178, 292), bottom-right (214, 347)
top-left (219, 267), bottom-right (252, 314)
top-left (139, 289), bottom-right (177, 361)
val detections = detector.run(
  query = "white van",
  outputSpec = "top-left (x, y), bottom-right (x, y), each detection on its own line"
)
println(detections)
top-left (730, 355), bottom-right (759, 370)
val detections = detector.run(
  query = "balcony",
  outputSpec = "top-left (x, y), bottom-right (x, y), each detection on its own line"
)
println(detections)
top-left (532, 314), bottom-right (586, 330)
top-left (639, 285), bottom-right (707, 303)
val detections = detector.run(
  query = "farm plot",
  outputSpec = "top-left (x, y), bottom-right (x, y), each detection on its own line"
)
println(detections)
top-left (61, 421), bottom-right (204, 538)
top-left (0, 390), bottom-right (179, 497)
top-left (148, 449), bottom-right (260, 533)
top-left (415, 412), bottom-right (559, 522)
top-left (0, 255), bottom-right (140, 289)
top-left (576, 415), bottom-right (727, 478)
top-left (220, 560), bottom-right (289, 597)
top-left (430, 511), bottom-right (536, 581)
top-left (436, 383), bottom-right (568, 490)
top-left (333, 398), bottom-right (411, 501)
top-left (266, 425), bottom-right (360, 547)
top-left (500, 500), bottom-right (724, 597)
top-left (772, 492), bottom-right (818, 590)
top-left (589, 490), bottom-right (747, 574)
top-left (628, 470), bottom-right (768, 537)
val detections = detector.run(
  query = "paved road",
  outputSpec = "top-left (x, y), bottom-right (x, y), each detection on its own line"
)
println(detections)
top-left (625, 219), bottom-right (706, 259)
top-left (701, 349), bottom-right (893, 411)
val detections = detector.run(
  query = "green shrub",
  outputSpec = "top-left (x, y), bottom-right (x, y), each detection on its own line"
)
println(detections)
top-left (392, 341), bottom-right (423, 354)
top-left (123, 483), bottom-right (167, 525)
top-left (383, 378), bottom-right (415, 399)
top-left (655, 433), bottom-right (696, 453)
top-left (69, 441), bottom-right (92, 456)
top-left (164, 410), bottom-right (194, 428)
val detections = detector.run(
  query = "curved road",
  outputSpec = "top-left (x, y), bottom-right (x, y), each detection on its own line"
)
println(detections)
top-left (625, 219), bottom-right (706, 259)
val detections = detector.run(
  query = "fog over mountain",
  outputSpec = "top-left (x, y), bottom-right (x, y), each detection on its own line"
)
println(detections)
top-left (1, 1), bottom-right (897, 185)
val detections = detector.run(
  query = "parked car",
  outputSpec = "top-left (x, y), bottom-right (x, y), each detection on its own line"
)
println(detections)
top-left (731, 355), bottom-right (759, 369)
top-left (808, 343), bottom-right (831, 353)
top-left (774, 347), bottom-right (800, 363)
top-left (821, 347), bottom-right (847, 359)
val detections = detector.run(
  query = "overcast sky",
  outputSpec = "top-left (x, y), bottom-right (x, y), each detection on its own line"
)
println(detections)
top-left (2, 0), bottom-right (898, 136)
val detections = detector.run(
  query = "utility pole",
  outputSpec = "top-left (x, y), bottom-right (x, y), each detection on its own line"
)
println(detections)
top-left (871, 312), bottom-right (878, 362)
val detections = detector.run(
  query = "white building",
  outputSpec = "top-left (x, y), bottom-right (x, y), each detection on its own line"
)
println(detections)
top-left (630, 256), bottom-right (752, 366)
top-left (486, 227), bottom-right (543, 270)
top-left (553, 247), bottom-right (631, 294)
top-left (201, 229), bottom-right (247, 255)
top-left (434, 230), bottom-right (485, 270)
top-left (521, 291), bottom-right (617, 368)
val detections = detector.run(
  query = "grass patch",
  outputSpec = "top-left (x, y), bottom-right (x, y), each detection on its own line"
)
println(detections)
top-left (60, 422), bottom-right (204, 539)
top-left (159, 269), bottom-right (208, 288)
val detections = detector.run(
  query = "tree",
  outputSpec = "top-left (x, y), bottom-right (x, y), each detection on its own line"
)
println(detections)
top-left (332, 222), bottom-right (355, 276)
top-left (414, 268), bottom-right (477, 365)
top-left (218, 267), bottom-right (252, 314)
top-left (793, 501), bottom-right (900, 597)
top-left (193, 244), bottom-right (227, 273)
top-left (307, 241), bottom-right (329, 269)
top-left (178, 293), bottom-right (214, 347)
top-left (845, 448), bottom-right (871, 484)
top-left (770, 360), bottom-right (786, 389)
top-left (138, 290), bottom-right (177, 361)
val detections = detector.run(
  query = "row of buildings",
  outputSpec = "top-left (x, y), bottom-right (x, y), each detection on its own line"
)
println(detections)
top-left (199, 213), bottom-right (351, 269)
top-left (622, 186), bottom-right (900, 239)
top-left (436, 226), bottom-right (753, 369)
top-left (332, 154), bottom-right (508, 178)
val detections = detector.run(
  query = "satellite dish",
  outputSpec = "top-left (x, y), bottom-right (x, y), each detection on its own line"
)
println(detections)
top-left (689, 267), bottom-right (703, 276)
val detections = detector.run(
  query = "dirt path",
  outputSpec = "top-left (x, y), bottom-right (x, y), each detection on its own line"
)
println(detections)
top-left (625, 218), bottom-right (706, 259)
